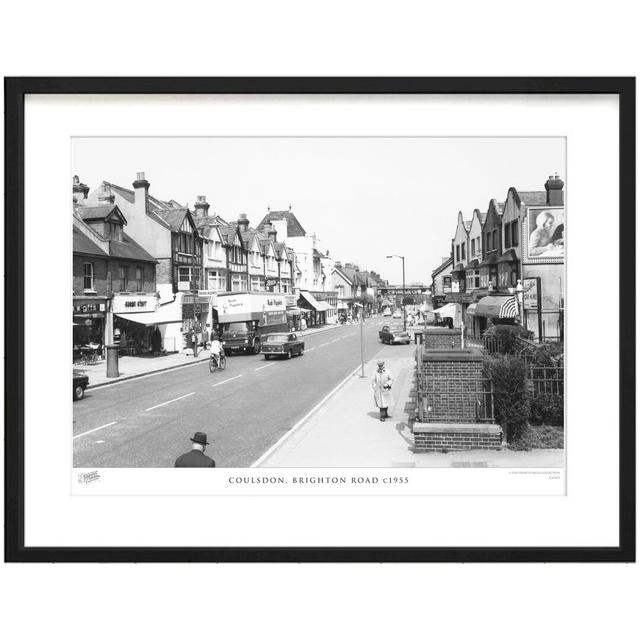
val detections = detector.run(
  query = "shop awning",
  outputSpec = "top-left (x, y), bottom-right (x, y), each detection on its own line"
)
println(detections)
top-left (286, 307), bottom-right (303, 316)
top-left (471, 295), bottom-right (518, 319)
top-left (318, 301), bottom-right (334, 311)
top-left (115, 300), bottom-right (182, 326)
top-left (337, 301), bottom-right (348, 310)
top-left (466, 303), bottom-right (478, 316)
top-left (299, 290), bottom-right (324, 311)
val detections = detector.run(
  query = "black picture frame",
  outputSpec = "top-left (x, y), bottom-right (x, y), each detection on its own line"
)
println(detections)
top-left (4, 77), bottom-right (635, 563)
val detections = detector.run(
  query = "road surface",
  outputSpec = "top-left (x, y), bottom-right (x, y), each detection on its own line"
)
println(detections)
top-left (73, 319), bottom-right (414, 467)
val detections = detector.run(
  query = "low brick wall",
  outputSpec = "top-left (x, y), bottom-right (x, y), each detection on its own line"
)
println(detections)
top-left (423, 328), bottom-right (461, 350)
top-left (413, 424), bottom-right (503, 452)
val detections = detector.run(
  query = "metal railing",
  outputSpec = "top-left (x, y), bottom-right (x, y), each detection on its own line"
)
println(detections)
top-left (526, 366), bottom-right (564, 397)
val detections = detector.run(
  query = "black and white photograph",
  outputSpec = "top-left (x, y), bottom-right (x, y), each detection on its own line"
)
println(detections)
top-left (71, 136), bottom-right (566, 474)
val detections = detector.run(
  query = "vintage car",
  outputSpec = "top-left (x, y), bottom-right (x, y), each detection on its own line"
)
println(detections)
top-left (378, 324), bottom-right (411, 345)
top-left (392, 309), bottom-right (402, 319)
top-left (382, 308), bottom-right (392, 317)
top-left (261, 332), bottom-right (305, 359)
top-left (73, 370), bottom-right (89, 401)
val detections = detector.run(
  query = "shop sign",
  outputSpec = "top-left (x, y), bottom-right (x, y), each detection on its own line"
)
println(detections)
top-left (73, 301), bottom-right (105, 313)
top-left (451, 281), bottom-right (460, 293)
top-left (265, 278), bottom-right (278, 287)
top-left (112, 294), bottom-right (158, 314)
top-left (523, 277), bottom-right (540, 310)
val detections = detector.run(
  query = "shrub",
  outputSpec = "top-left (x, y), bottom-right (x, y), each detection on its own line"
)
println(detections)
top-left (484, 355), bottom-right (529, 442)
top-left (509, 425), bottom-right (564, 451)
top-left (529, 393), bottom-right (564, 426)
top-left (483, 324), bottom-right (534, 354)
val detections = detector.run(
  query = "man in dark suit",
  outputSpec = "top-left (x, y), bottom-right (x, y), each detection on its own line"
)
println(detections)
top-left (175, 432), bottom-right (216, 467)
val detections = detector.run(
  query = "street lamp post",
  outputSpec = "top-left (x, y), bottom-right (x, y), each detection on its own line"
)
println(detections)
top-left (386, 255), bottom-right (406, 331)
top-left (515, 279), bottom-right (524, 328)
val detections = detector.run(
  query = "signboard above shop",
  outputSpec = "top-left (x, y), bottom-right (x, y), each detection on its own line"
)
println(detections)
top-left (523, 277), bottom-right (540, 310)
top-left (112, 294), bottom-right (159, 314)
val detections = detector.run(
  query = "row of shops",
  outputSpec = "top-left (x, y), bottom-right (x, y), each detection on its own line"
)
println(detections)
top-left (73, 289), bottom-right (340, 361)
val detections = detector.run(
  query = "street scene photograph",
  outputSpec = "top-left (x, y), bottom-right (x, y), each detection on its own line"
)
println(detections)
top-left (72, 137), bottom-right (565, 469)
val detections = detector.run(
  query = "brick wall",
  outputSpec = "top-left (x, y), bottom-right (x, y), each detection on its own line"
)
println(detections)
top-left (417, 349), bottom-right (488, 422)
top-left (156, 258), bottom-right (173, 286)
top-left (413, 424), bottom-right (503, 451)
top-left (423, 328), bottom-right (461, 349)
top-left (73, 255), bottom-right (110, 295)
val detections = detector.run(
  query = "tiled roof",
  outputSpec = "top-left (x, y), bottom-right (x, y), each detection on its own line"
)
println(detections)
top-left (73, 226), bottom-right (108, 256)
top-left (75, 204), bottom-right (121, 221)
top-left (431, 256), bottom-right (453, 278)
top-left (257, 210), bottom-right (307, 237)
top-left (152, 208), bottom-right (190, 232)
top-left (333, 265), bottom-right (356, 285)
top-left (518, 191), bottom-right (547, 206)
top-left (110, 232), bottom-right (157, 262)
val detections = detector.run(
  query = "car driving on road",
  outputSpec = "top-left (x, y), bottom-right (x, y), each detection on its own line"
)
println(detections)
top-left (378, 324), bottom-right (411, 345)
top-left (261, 332), bottom-right (305, 359)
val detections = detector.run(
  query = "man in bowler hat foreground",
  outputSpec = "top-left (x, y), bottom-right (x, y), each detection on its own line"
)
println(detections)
top-left (175, 432), bottom-right (216, 467)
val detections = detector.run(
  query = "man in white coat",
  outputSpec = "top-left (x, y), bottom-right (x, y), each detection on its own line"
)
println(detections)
top-left (371, 360), bottom-right (395, 422)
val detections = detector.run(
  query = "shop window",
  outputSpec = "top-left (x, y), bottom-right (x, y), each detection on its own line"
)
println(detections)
top-left (83, 262), bottom-right (94, 291)
top-left (136, 266), bottom-right (143, 291)
top-left (119, 265), bottom-right (129, 291)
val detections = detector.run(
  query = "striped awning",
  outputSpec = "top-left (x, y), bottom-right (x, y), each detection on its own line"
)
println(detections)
top-left (471, 295), bottom-right (518, 319)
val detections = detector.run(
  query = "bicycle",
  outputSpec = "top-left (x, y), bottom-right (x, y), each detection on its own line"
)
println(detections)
top-left (208, 352), bottom-right (227, 372)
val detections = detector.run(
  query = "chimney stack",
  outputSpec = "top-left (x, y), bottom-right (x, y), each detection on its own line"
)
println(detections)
top-left (72, 175), bottom-right (89, 203)
top-left (237, 213), bottom-right (250, 231)
top-left (98, 183), bottom-right (115, 205)
top-left (132, 171), bottom-right (150, 215)
top-left (194, 195), bottom-right (210, 217)
top-left (545, 173), bottom-right (564, 206)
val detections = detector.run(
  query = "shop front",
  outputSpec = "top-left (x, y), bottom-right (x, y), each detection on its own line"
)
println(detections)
top-left (73, 296), bottom-right (108, 362)
top-left (114, 293), bottom-right (184, 354)
top-left (298, 290), bottom-right (325, 327)
top-left (181, 293), bottom-right (214, 350)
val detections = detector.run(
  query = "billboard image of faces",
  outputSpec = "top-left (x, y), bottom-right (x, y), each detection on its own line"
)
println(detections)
top-left (526, 207), bottom-right (564, 260)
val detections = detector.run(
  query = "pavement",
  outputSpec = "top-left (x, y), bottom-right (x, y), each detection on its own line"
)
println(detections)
top-left (74, 317), bottom-right (564, 468)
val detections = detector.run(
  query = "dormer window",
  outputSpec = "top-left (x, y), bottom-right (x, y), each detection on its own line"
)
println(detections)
top-left (105, 221), bottom-right (122, 241)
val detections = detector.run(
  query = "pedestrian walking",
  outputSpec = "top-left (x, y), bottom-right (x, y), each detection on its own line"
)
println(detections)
top-left (371, 360), bottom-right (395, 422)
top-left (300, 317), bottom-right (307, 332)
top-left (174, 432), bottom-right (216, 467)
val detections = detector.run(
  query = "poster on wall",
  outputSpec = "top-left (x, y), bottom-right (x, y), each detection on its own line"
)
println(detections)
top-left (525, 206), bottom-right (565, 261)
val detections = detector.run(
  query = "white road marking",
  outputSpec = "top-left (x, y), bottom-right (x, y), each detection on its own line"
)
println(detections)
top-left (145, 392), bottom-right (195, 412)
top-left (331, 338), bottom-right (341, 343)
top-left (212, 374), bottom-right (243, 387)
top-left (346, 332), bottom-right (356, 337)
top-left (95, 440), bottom-right (105, 444)
top-left (73, 421), bottom-right (117, 440)
top-left (254, 363), bottom-right (275, 372)
top-left (317, 342), bottom-right (331, 348)
top-left (306, 347), bottom-right (316, 352)
top-left (251, 363), bottom-right (363, 467)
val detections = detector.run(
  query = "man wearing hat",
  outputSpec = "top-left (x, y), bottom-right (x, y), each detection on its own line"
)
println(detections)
top-left (175, 432), bottom-right (216, 467)
top-left (371, 360), bottom-right (395, 422)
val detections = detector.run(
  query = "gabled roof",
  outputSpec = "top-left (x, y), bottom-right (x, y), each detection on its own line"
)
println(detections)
top-left (517, 190), bottom-right (547, 206)
top-left (195, 214), bottom-right (227, 229)
top-left (333, 264), bottom-right (357, 285)
top-left (110, 233), bottom-right (157, 262)
top-left (431, 256), bottom-right (453, 278)
top-left (75, 204), bottom-right (127, 225)
top-left (332, 266), bottom-right (354, 286)
top-left (152, 207), bottom-right (191, 232)
top-left (257, 210), bottom-right (307, 237)
top-left (73, 226), bottom-right (109, 257)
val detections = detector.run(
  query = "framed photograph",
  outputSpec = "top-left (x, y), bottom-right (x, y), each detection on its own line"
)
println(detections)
top-left (4, 77), bottom-right (635, 562)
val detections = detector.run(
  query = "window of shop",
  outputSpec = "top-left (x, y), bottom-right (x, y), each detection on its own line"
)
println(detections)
top-left (231, 274), bottom-right (248, 292)
top-left (119, 265), bottom-right (129, 291)
top-left (480, 269), bottom-right (489, 288)
top-left (208, 270), bottom-right (225, 291)
top-left (135, 266), bottom-right (143, 291)
top-left (83, 262), bottom-right (94, 291)
top-left (178, 266), bottom-right (200, 290)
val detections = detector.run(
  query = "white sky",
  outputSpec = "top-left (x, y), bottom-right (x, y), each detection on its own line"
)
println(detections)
top-left (73, 137), bottom-right (565, 284)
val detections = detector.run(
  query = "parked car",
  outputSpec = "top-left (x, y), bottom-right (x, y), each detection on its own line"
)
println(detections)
top-left (382, 308), bottom-right (392, 317)
top-left (73, 370), bottom-right (89, 401)
top-left (261, 332), bottom-right (305, 359)
top-left (392, 309), bottom-right (402, 319)
top-left (378, 324), bottom-right (411, 345)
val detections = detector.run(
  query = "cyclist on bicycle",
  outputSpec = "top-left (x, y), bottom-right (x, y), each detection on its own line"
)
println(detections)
top-left (209, 333), bottom-right (224, 367)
